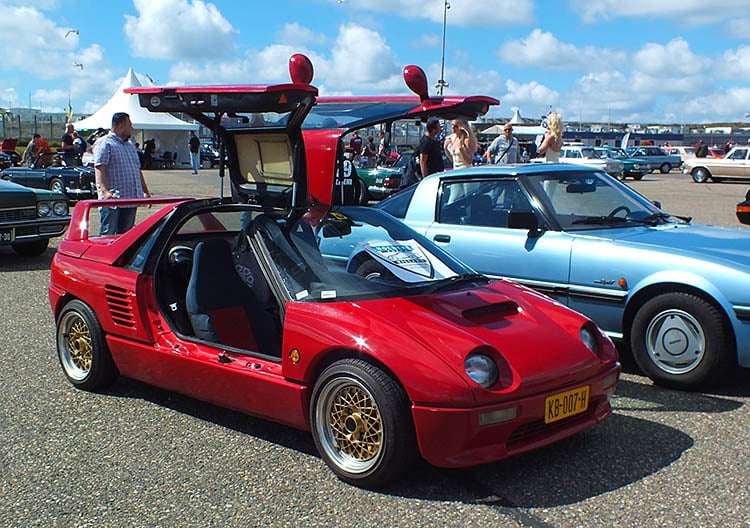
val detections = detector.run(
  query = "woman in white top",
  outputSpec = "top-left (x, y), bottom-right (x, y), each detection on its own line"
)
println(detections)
top-left (444, 119), bottom-right (477, 169)
top-left (537, 112), bottom-right (563, 162)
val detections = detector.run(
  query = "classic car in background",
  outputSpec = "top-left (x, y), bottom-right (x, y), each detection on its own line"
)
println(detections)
top-left (625, 146), bottom-right (681, 173)
top-left (683, 145), bottom-right (750, 183)
top-left (0, 155), bottom-right (96, 200)
top-left (376, 163), bottom-right (750, 390)
top-left (2, 138), bottom-right (21, 166)
top-left (0, 178), bottom-right (69, 255)
top-left (0, 151), bottom-right (11, 170)
top-left (49, 55), bottom-right (620, 488)
top-left (557, 145), bottom-right (624, 179)
top-left (737, 189), bottom-right (750, 224)
top-left (356, 150), bottom-right (411, 200)
top-left (665, 146), bottom-right (695, 163)
top-left (596, 146), bottom-right (648, 180)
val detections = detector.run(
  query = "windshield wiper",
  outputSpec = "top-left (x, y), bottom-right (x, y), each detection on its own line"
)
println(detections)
top-left (424, 273), bottom-right (489, 293)
top-left (571, 216), bottom-right (630, 225)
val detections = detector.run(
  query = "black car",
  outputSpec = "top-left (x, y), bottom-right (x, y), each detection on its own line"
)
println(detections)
top-left (0, 155), bottom-right (96, 200)
top-left (200, 144), bottom-right (220, 168)
top-left (0, 178), bottom-right (70, 255)
top-left (0, 152), bottom-right (11, 170)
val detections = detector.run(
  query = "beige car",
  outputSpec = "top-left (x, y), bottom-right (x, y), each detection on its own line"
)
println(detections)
top-left (683, 145), bottom-right (750, 182)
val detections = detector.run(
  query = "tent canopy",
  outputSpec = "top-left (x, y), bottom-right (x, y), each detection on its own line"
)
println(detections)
top-left (74, 69), bottom-right (198, 131)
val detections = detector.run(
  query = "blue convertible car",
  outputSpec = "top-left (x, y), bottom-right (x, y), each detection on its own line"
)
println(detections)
top-left (377, 163), bottom-right (750, 389)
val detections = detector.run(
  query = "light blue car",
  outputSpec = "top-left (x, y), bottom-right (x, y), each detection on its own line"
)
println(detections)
top-left (376, 163), bottom-right (750, 390)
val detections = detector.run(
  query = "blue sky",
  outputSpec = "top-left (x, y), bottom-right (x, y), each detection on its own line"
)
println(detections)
top-left (1, 0), bottom-right (750, 124)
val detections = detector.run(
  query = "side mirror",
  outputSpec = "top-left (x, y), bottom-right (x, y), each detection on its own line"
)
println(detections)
top-left (508, 211), bottom-right (543, 238)
top-left (652, 200), bottom-right (662, 209)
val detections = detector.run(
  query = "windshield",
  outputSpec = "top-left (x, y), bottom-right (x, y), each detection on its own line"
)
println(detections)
top-left (255, 207), bottom-right (482, 302)
top-left (523, 170), bottom-right (668, 230)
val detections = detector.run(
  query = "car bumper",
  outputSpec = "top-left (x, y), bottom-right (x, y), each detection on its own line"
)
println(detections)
top-left (0, 217), bottom-right (70, 245)
top-left (65, 184), bottom-right (96, 200)
top-left (411, 363), bottom-right (620, 468)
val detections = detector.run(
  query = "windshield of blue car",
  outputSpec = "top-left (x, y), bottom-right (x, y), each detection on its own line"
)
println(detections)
top-left (523, 171), bottom-right (669, 230)
top-left (255, 207), bottom-right (483, 301)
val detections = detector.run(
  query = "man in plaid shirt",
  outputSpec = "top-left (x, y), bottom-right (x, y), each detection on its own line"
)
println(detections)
top-left (93, 112), bottom-right (151, 235)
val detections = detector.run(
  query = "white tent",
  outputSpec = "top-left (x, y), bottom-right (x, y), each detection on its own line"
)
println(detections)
top-left (74, 68), bottom-right (199, 167)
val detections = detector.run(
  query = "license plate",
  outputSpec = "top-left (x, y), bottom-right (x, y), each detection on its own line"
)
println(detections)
top-left (0, 229), bottom-right (12, 242)
top-left (545, 385), bottom-right (589, 424)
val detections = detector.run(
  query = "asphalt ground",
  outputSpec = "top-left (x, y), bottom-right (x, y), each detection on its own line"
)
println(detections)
top-left (1, 167), bottom-right (749, 528)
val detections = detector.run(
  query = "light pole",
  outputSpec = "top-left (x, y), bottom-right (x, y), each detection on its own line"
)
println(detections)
top-left (436, 1), bottom-right (450, 95)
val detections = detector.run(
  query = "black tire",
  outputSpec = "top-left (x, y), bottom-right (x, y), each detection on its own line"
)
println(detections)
top-left (692, 168), bottom-right (710, 183)
top-left (616, 170), bottom-right (626, 181)
top-left (630, 292), bottom-right (734, 390)
top-left (12, 239), bottom-right (48, 256)
top-left (310, 358), bottom-right (417, 488)
top-left (356, 177), bottom-right (370, 205)
top-left (56, 299), bottom-right (118, 391)
top-left (49, 177), bottom-right (64, 193)
top-left (633, 173), bottom-right (644, 181)
top-left (659, 163), bottom-right (671, 174)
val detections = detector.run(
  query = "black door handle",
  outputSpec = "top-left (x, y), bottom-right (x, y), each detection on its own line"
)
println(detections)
top-left (433, 234), bottom-right (451, 243)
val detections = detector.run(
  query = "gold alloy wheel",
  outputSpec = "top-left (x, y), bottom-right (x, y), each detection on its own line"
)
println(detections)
top-left (58, 312), bottom-right (93, 381)
top-left (316, 377), bottom-right (383, 473)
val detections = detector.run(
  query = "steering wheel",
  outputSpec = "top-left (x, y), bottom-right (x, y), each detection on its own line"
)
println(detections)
top-left (607, 205), bottom-right (631, 219)
top-left (168, 245), bottom-right (194, 267)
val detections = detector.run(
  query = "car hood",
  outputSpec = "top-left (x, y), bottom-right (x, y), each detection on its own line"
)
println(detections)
top-left (602, 223), bottom-right (750, 269)
top-left (0, 178), bottom-right (59, 205)
top-left (364, 282), bottom-right (604, 396)
top-left (2, 138), bottom-right (18, 151)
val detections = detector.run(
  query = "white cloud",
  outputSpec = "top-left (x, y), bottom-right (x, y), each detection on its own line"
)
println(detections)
top-left (124, 0), bottom-right (237, 60)
top-left (334, 0), bottom-right (533, 27)
top-left (631, 38), bottom-right (710, 94)
top-left (569, 0), bottom-right (749, 25)
top-left (502, 79), bottom-right (559, 113)
top-left (496, 29), bottom-right (627, 71)
top-left (717, 45), bottom-right (750, 79)
top-left (410, 34), bottom-right (441, 49)
top-left (728, 18), bottom-right (750, 38)
top-left (679, 87), bottom-right (750, 122)
top-left (276, 23), bottom-right (327, 47)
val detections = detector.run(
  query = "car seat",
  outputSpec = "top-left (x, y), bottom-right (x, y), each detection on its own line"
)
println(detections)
top-left (186, 238), bottom-right (281, 357)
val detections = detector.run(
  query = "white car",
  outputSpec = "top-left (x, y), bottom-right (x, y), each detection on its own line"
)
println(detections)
top-left (559, 145), bottom-right (624, 179)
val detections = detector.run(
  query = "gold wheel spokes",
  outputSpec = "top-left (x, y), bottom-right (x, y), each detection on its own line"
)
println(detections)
top-left (329, 386), bottom-right (382, 462)
top-left (67, 317), bottom-right (93, 372)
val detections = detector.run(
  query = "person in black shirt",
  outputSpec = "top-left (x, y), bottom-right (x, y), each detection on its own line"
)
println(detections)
top-left (188, 131), bottom-right (201, 174)
top-left (418, 117), bottom-right (444, 178)
top-left (61, 123), bottom-right (78, 165)
top-left (400, 118), bottom-right (444, 188)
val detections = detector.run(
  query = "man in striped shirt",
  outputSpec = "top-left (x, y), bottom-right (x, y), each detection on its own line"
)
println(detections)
top-left (93, 112), bottom-right (151, 235)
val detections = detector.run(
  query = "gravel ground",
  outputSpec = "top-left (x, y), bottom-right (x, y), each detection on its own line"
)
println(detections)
top-left (1, 168), bottom-right (749, 528)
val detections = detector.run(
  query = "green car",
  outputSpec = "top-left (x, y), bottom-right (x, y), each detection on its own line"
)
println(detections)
top-left (596, 147), bottom-right (649, 180)
top-left (0, 178), bottom-right (70, 255)
top-left (356, 151), bottom-right (412, 201)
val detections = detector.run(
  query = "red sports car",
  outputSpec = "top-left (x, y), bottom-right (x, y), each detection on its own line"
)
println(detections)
top-left (49, 56), bottom-right (619, 487)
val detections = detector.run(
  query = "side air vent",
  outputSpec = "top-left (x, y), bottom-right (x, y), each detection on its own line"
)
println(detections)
top-left (105, 285), bottom-right (136, 328)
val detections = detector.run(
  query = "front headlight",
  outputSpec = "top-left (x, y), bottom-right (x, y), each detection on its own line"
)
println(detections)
top-left (580, 325), bottom-right (600, 356)
top-left (37, 202), bottom-right (52, 217)
top-left (464, 353), bottom-right (498, 389)
top-left (53, 201), bottom-right (68, 216)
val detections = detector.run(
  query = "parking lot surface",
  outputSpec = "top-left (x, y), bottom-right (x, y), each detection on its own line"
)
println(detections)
top-left (1, 168), bottom-right (748, 527)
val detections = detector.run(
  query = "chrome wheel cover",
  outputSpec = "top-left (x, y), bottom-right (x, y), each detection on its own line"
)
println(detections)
top-left (51, 180), bottom-right (64, 193)
top-left (58, 311), bottom-right (93, 381)
top-left (645, 309), bottom-right (705, 375)
top-left (315, 376), bottom-right (383, 474)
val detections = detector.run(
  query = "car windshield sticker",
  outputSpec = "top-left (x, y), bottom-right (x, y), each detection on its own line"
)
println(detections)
top-left (295, 289), bottom-right (309, 300)
top-left (321, 290), bottom-right (336, 299)
top-left (360, 240), bottom-right (457, 282)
